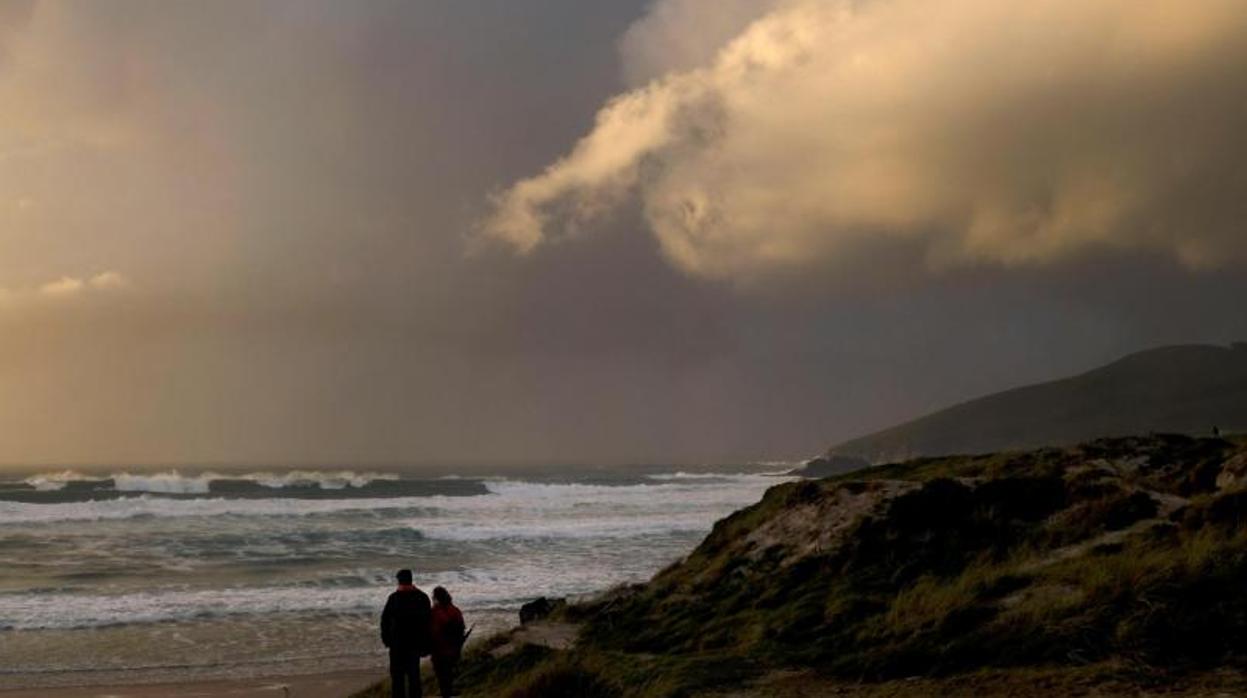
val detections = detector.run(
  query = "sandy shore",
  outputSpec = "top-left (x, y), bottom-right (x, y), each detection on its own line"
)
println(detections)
top-left (0, 670), bottom-right (381, 698)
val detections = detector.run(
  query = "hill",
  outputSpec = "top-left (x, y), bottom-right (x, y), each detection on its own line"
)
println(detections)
top-left (827, 343), bottom-right (1247, 464)
top-left (354, 433), bottom-right (1247, 697)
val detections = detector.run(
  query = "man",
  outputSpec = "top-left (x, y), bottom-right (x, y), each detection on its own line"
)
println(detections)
top-left (380, 569), bottom-right (432, 698)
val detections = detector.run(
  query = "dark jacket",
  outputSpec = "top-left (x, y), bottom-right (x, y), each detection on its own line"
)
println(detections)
top-left (381, 584), bottom-right (432, 655)
top-left (430, 602), bottom-right (466, 660)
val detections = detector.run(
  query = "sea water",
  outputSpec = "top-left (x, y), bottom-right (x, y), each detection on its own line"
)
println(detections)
top-left (0, 466), bottom-right (792, 688)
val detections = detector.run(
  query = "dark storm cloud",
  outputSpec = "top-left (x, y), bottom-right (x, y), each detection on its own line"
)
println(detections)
top-left (2, 0), bottom-right (1245, 466)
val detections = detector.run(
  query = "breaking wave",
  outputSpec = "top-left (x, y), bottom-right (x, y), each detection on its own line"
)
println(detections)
top-left (113, 472), bottom-right (215, 494)
top-left (9, 469), bottom-right (403, 497)
top-left (0, 473), bottom-right (787, 525)
top-left (22, 471), bottom-right (105, 492)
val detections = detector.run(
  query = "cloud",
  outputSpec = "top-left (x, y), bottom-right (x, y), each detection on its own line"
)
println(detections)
top-left (88, 270), bottom-right (129, 290)
top-left (1, 270), bottom-right (131, 303)
top-left (483, 0), bottom-right (1247, 280)
top-left (39, 276), bottom-right (85, 297)
top-left (617, 0), bottom-right (779, 86)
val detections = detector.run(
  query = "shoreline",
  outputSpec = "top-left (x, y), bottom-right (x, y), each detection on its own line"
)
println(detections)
top-left (0, 669), bottom-right (383, 698)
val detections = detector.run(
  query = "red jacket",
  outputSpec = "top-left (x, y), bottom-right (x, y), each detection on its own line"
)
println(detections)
top-left (429, 603), bottom-right (465, 659)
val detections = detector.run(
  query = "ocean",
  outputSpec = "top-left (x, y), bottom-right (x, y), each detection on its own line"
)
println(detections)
top-left (0, 465), bottom-right (792, 688)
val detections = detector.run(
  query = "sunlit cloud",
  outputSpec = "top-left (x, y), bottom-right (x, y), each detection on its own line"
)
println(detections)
top-left (484, 0), bottom-right (1247, 280)
top-left (1, 271), bottom-right (131, 305)
top-left (88, 270), bottom-right (129, 290)
top-left (38, 276), bottom-right (85, 297)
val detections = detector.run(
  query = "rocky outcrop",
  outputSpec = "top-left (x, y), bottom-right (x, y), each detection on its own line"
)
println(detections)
top-left (519, 596), bottom-right (566, 625)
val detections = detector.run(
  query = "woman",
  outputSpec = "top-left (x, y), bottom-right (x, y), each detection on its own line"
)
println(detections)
top-left (429, 586), bottom-right (466, 697)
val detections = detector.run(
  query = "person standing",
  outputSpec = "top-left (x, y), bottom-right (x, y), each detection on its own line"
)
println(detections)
top-left (429, 586), bottom-right (466, 697)
top-left (380, 569), bottom-right (432, 698)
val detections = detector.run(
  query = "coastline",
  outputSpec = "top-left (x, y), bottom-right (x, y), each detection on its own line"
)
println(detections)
top-left (0, 669), bottom-right (383, 698)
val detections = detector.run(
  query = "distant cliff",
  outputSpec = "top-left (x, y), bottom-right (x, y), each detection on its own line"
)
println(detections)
top-left (828, 343), bottom-right (1247, 464)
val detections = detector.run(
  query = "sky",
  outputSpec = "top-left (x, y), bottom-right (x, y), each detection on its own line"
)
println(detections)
top-left (1, 0), bottom-right (1246, 467)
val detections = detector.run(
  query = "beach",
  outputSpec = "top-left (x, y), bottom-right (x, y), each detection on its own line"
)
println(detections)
top-left (0, 466), bottom-right (791, 691)
top-left (0, 669), bottom-right (380, 698)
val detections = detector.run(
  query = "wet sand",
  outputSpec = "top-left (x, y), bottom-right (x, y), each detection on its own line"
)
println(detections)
top-left (0, 670), bottom-right (381, 698)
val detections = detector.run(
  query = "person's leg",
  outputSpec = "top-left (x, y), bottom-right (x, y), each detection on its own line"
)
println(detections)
top-left (440, 657), bottom-right (458, 697)
top-left (406, 651), bottom-right (423, 698)
top-left (431, 657), bottom-right (448, 697)
top-left (389, 649), bottom-right (407, 698)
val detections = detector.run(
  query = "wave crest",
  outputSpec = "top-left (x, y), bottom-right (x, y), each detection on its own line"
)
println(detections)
top-left (22, 470), bottom-right (104, 492)
top-left (12, 469), bottom-right (400, 495)
top-left (249, 470), bottom-right (399, 490)
top-left (114, 472), bottom-right (215, 494)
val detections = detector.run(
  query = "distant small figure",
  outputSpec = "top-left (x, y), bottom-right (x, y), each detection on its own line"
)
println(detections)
top-left (1214, 426), bottom-right (1221, 437)
top-left (430, 586), bottom-right (467, 698)
top-left (381, 569), bottom-right (432, 698)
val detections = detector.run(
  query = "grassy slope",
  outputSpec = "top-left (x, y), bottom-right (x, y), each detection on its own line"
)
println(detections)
top-left (354, 434), bottom-right (1247, 697)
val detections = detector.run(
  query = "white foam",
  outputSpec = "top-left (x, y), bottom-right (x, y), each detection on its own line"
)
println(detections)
top-left (476, 477), bottom-right (785, 511)
top-left (249, 470), bottom-right (398, 490)
top-left (9, 469), bottom-right (400, 496)
top-left (411, 511), bottom-right (719, 541)
top-left (647, 471), bottom-right (735, 480)
top-left (0, 473), bottom-right (792, 526)
top-left (22, 470), bottom-right (104, 491)
top-left (749, 459), bottom-right (807, 469)
top-left (0, 471), bottom-right (796, 632)
top-left (0, 553), bottom-right (670, 630)
top-left (113, 472), bottom-right (217, 494)
top-left (411, 476), bottom-right (792, 541)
